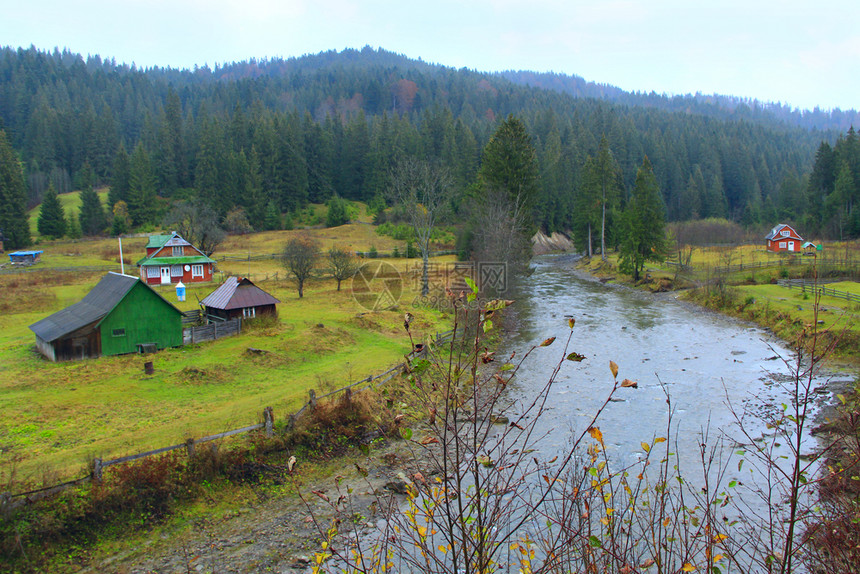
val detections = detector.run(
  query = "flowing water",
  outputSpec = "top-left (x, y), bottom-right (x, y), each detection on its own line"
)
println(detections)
top-left (497, 255), bottom-right (842, 541)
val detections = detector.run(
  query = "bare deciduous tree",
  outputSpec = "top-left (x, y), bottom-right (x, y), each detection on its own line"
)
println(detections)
top-left (471, 187), bottom-right (532, 286)
top-left (328, 247), bottom-right (359, 291)
top-left (282, 233), bottom-right (320, 298)
top-left (162, 199), bottom-right (226, 256)
top-left (388, 158), bottom-right (452, 297)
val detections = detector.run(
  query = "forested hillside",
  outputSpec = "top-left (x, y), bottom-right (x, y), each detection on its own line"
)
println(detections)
top-left (0, 45), bottom-right (854, 250)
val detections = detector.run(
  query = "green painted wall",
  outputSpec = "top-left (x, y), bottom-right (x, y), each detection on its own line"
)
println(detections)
top-left (98, 282), bottom-right (182, 356)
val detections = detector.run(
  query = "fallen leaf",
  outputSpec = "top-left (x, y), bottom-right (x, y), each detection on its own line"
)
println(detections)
top-left (620, 379), bottom-right (638, 388)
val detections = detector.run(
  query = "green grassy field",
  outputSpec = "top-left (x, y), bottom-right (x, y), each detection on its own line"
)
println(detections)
top-left (0, 220), bottom-right (454, 488)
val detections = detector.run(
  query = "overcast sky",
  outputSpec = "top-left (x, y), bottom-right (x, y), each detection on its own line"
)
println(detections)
top-left (3, 0), bottom-right (858, 112)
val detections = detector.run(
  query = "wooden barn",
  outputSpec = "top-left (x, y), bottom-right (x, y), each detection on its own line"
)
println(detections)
top-left (29, 272), bottom-right (183, 361)
top-left (200, 277), bottom-right (280, 321)
top-left (136, 232), bottom-right (216, 285)
top-left (765, 224), bottom-right (803, 253)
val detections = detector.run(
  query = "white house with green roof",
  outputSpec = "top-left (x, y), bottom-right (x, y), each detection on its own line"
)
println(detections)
top-left (136, 232), bottom-right (216, 285)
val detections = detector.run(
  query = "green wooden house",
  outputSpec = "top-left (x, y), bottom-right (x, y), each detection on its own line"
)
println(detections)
top-left (30, 272), bottom-right (183, 361)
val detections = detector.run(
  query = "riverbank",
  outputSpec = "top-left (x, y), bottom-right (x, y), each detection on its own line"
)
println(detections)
top-left (571, 250), bottom-right (860, 569)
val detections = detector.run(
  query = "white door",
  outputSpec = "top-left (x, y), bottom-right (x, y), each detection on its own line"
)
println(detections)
top-left (788, 241), bottom-right (795, 252)
top-left (160, 266), bottom-right (171, 284)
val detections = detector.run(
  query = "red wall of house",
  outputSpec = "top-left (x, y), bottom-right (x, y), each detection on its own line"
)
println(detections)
top-left (141, 263), bottom-right (214, 285)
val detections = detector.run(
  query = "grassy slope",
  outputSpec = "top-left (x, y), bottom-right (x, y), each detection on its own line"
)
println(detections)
top-left (27, 188), bottom-right (111, 239)
top-left (0, 215), bottom-right (453, 486)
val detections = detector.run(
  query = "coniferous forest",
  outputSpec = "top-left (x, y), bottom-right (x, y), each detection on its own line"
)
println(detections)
top-left (0, 44), bottom-right (858, 251)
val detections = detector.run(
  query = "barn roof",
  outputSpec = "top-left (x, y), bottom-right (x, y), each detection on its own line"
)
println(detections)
top-left (200, 277), bottom-right (280, 311)
top-left (30, 272), bottom-right (140, 342)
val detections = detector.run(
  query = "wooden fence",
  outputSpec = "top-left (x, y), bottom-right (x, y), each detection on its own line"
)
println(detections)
top-left (777, 279), bottom-right (860, 304)
top-left (183, 318), bottom-right (242, 345)
top-left (1, 328), bottom-right (456, 512)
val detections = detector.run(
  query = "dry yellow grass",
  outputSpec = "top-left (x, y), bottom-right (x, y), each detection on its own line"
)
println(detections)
top-left (0, 219), bottom-right (455, 487)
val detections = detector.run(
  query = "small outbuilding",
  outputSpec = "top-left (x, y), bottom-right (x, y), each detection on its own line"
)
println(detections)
top-left (200, 277), bottom-right (280, 322)
top-left (9, 250), bottom-right (43, 265)
top-left (765, 224), bottom-right (803, 253)
top-left (29, 272), bottom-right (183, 361)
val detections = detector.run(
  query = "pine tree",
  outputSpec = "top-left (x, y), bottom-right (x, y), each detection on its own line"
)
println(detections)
top-left (79, 186), bottom-right (107, 235)
top-left (478, 114), bottom-right (540, 230)
top-left (127, 142), bottom-right (158, 226)
top-left (37, 183), bottom-right (67, 238)
top-left (578, 136), bottom-right (622, 259)
top-left (109, 143), bottom-right (131, 209)
top-left (0, 129), bottom-right (31, 249)
top-left (619, 156), bottom-right (667, 281)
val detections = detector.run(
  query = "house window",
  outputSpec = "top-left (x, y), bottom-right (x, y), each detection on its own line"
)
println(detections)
top-left (171, 265), bottom-right (183, 276)
top-left (191, 264), bottom-right (204, 277)
top-left (779, 241), bottom-right (787, 248)
top-left (146, 266), bottom-right (160, 278)
top-left (112, 328), bottom-right (126, 337)
top-left (781, 230), bottom-right (790, 237)
top-left (243, 307), bottom-right (256, 319)
top-left (172, 246), bottom-right (183, 256)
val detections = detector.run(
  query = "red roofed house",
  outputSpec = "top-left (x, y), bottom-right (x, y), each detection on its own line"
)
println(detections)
top-left (200, 277), bottom-right (280, 321)
top-left (765, 224), bottom-right (803, 253)
top-left (137, 232), bottom-right (216, 285)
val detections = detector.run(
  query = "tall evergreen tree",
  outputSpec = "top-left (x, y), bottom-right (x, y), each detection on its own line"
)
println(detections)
top-left (78, 186), bottom-right (108, 235)
top-left (619, 156), bottom-right (667, 281)
top-left (478, 114), bottom-right (540, 232)
top-left (579, 136), bottom-right (622, 259)
top-left (37, 183), bottom-right (67, 238)
top-left (0, 129), bottom-right (31, 249)
top-left (127, 142), bottom-right (158, 226)
top-left (109, 142), bottom-right (131, 209)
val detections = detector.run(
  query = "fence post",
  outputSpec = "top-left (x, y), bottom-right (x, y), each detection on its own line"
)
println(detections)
top-left (264, 406), bottom-right (274, 437)
top-left (92, 457), bottom-right (103, 481)
top-left (344, 387), bottom-right (352, 407)
top-left (288, 413), bottom-right (297, 431)
top-left (308, 389), bottom-right (317, 411)
top-left (185, 438), bottom-right (196, 457)
top-left (1, 492), bottom-right (11, 510)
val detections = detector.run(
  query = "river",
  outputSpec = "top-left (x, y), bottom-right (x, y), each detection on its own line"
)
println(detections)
top-left (501, 255), bottom-right (835, 471)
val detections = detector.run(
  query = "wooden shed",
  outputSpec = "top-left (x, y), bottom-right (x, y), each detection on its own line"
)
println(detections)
top-left (200, 277), bottom-right (280, 322)
top-left (9, 250), bottom-right (43, 265)
top-left (29, 272), bottom-right (183, 361)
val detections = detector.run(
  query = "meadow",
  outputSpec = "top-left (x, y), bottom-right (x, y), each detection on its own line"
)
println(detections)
top-left (1, 207), bottom-right (455, 489)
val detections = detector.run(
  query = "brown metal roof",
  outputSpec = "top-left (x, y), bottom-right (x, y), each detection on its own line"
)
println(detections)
top-left (200, 277), bottom-right (280, 310)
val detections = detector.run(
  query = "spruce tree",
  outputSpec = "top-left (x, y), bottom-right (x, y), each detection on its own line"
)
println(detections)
top-left (478, 114), bottom-right (540, 230)
top-left (79, 187), bottom-right (108, 236)
top-left (37, 184), bottom-right (67, 238)
top-left (619, 156), bottom-right (667, 281)
top-left (0, 129), bottom-right (31, 249)
top-left (109, 143), bottom-right (131, 209)
top-left (127, 142), bottom-right (158, 226)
